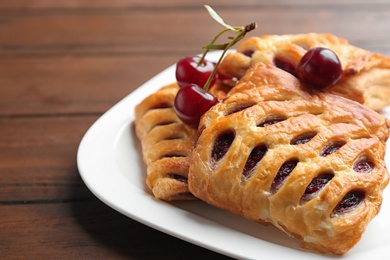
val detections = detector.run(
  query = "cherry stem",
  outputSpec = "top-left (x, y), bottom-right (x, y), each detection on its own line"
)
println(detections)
top-left (202, 22), bottom-right (257, 92)
top-left (198, 27), bottom-right (232, 66)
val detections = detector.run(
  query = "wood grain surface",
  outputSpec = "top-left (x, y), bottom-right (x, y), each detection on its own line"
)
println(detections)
top-left (1, 1), bottom-right (389, 259)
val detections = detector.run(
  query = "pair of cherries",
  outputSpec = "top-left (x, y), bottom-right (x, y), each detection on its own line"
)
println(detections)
top-left (174, 47), bottom-right (343, 128)
top-left (174, 56), bottom-right (219, 128)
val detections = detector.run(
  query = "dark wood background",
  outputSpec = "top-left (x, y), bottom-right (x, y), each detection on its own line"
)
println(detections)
top-left (1, 1), bottom-right (389, 259)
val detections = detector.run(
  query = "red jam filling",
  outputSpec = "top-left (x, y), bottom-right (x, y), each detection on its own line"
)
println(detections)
top-left (300, 173), bottom-right (334, 203)
top-left (273, 57), bottom-right (298, 77)
top-left (211, 131), bottom-right (235, 161)
top-left (353, 158), bottom-right (374, 173)
top-left (271, 160), bottom-right (298, 193)
top-left (290, 132), bottom-right (317, 145)
top-left (320, 141), bottom-right (345, 157)
top-left (242, 145), bottom-right (268, 178)
top-left (332, 190), bottom-right (365, 216)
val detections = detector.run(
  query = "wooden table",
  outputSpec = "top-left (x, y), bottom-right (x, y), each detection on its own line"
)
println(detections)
top-left (1, 1), bottom-right (389, 259)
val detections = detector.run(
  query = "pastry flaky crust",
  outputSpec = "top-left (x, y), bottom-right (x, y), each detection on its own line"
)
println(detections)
top-left (134, 83), bottom-right (199, 201)
top-left (188, 63), bottom-right (390, 255)
top-left (218, 33), bottom-right (390, 111)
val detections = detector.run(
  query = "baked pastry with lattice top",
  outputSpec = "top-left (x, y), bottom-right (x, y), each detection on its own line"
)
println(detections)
top-left (188, 62), bottom-right (390, 254)
top-left (217, 33), bottom-right (390, 111)
top-left (135, 83), bottom-right (199, 201)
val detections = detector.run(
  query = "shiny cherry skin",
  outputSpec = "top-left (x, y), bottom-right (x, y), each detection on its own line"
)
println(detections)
top-left (174, 84), bottom-right (218, 128)
top-left (297, 47), bottom-right (342, 90)
top-left (176, 56), bottom-right (216, 88)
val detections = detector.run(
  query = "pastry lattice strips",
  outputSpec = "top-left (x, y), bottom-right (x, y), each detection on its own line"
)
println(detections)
top-left (135, 83), bottom-right (199, 201)
top-left (188, 63), bottom-right (390, 254)
top-left (218, 33), bottom-right (390, 110)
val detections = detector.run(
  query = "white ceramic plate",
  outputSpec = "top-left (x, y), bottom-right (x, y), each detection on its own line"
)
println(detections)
top-left (77, 51), bottom-right (390, 260)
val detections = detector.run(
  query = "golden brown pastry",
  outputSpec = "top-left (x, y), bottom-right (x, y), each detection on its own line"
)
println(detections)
top-left (188, 62), bottom-right (390, 254)
top-left (134, 83), bottom-right (199, 201)
top-left (218, 33), bottom-right (390, 110)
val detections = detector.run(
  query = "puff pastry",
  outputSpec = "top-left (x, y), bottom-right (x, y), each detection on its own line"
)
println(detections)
top-left (188, 63), bottom-right (390, 254)
top-left (135, 83), bottom-right (199, 201)
top-left (218, 33), bottom-right (390, 110)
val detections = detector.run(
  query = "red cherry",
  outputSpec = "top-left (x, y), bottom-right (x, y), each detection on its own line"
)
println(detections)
top-left (175, 56), bottom-right (216, 88)
top-left (174, 84), bottom-right (218, 128)
top-left (297, 47), bottom-right (342, 90)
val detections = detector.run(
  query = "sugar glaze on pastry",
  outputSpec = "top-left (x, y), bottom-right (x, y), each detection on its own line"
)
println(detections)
top-left (218, 33), bottom-right (390, 111)
top-left (188, 63), bottom-right (390, 254)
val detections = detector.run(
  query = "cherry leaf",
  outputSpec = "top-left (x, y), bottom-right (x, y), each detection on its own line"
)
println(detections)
top-left (203, 43), bottom-right (230, 50)
top-left (204, 5), bottom-right (238, 31)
